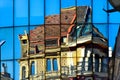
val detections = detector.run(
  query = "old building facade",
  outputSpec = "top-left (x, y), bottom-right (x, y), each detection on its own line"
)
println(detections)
top-left (18, 6), bottom-right (109, 80)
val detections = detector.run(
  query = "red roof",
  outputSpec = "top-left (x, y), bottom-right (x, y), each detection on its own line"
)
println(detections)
top-left (29, 6), bottom-right (89, 46)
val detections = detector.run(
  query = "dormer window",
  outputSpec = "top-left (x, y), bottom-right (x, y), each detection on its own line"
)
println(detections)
top-left (46, 39), bottom-right (58, 47)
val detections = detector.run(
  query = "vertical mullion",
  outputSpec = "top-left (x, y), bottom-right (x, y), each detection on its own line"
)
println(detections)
top-left (44, 0), bottom-right (46, 79)
top-left (0, 45), bottom-right (2, 77)
top-left (107, 0), bottom-right (110, 78)
top-left (75, 0), bottom-right (77, 79)
top-left (60, 0), bottom-right (61, 79)
top-left (13, 0), bottom-right (15, 79)
top-left (28, 0), bottom-right (30, 79)
top-left (91, 0), bottom-right (94, 79)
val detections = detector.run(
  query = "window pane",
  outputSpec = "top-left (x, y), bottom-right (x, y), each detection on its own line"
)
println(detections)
top-left (1, 61), bottom-right (13, 79)
top-left (95, 57), bottom-right (99, 72)
top-left (61, 0), bottom-right (76, 25)
top-left (14, 0), bottom-right (28, 26)
top-left (0, 28), bottom-right (13, 60)
top-left (47, 59), bottom-right (51, 71)
top-left (30, 0), bottom-right (44, 25)
top-left (31, 62), bottom-right (35, 75)
top-left (108, 2), bottom-right (120, 23)
top-left (101, 58), bottom-right (108, 72)
top-left (22, 66), bottom-right (26, 79)
top-left (61, 0), bottom-right (75, 8)
top-left (53, 59), bottom-right (58, 71)
top-left (93, 0), bottom-right (107, 23)
top-left (14, 26), bottom-right (29, 59)
top-left (45, 0), bottom-right (60, 24)
top-left (77, 0), bottom-right (91, 6)
top-left (0, 0), bottom-right (13, 27)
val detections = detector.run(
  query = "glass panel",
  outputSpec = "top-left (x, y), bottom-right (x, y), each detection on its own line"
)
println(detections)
top-left (0, 28), bottom-right (13, 60)
top-left (30, 0), bottom-right (44, 25)
top-left (14, 26), bottom-right (29, 59)
top-left (109, 24), bottom-right (119, 57)
top-left (14, 60), bottom-right (20, 80)
top-left (14, 0), bottom-right (28, 26)
top-left (108, 1), bottom-right (120, 23)
top-left (30, 26), bottom-right (45, 55)
top-left (61, 0), bottom-right (76, 25)
top-left (0, 0), bottom-right (13, 27)
top-left (45, 0), bottom-right (60, 24)
top-left (45, 25), bottom-right (60, 48)
top-left (93, 24), bottom-right (108, 57)
top-left (93, 0), bottom-right (107, 23)
top-left (82, 24), bottom-right (92, 36)
top-left (77, 0), bottom-right (91, 6)
top-left (0, 61), bottom-right (13, 79)
top-left (61, 0), bottom-right (75, 8)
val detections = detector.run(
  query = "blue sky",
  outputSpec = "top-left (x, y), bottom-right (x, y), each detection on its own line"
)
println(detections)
top-left (0, 0), bottom-right (120, 80)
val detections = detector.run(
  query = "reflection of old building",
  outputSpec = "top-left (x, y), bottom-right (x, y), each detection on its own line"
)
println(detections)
top-left (1, 63), bottom-right (13, 80)
top-left (113, 27), bottom-right (120, 80)
top-left (18, 6), bottom-right (109, 80)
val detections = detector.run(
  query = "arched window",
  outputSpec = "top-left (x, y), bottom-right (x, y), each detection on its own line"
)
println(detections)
top-left (31, 61), bottom-right (35, 75)
top-left (47, 58), bottom-right (51, 71)
top-left (22, 66), bottom-right (26, 79)
top-left (53, 58), bottom-right (58, 71)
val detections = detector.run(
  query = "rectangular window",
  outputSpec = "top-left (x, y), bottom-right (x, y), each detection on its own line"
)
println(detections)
top-left (47, 58), bottom-right (52, 71)
top-left (30, 0), bottom-right (44, 25)
top-left (46, 58), bottom-right (58, 71)
top-left (31, 61), bottom-right (35, 75)
top-left (0, 0), bottom-right (13, 27)
top-left (14, 0), bottom-right (28, 26)
top-left (22, 66), bottom-right (26, 79)
top-left (53, 58), bottom-right (58, 71)
top-left (46, 39), bottom-right (58, 47)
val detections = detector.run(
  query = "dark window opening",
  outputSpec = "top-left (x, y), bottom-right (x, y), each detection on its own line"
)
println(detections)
top-left (46, 39), bottom-right (58, 47)
top-left (22, 40), bottom-right (27, 44)
top-left (22, 66), bottom-right (26, 79)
